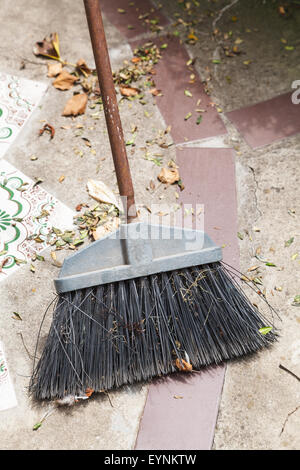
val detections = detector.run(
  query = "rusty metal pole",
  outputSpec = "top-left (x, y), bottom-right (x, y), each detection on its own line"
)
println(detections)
top-left (84, 0), bottom-right (137, 221)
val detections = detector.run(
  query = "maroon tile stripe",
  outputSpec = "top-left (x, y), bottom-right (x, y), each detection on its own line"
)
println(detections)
top-left (226, 92), bottom-right (300, 149)
top-left (131, 35), bottom-right (227, 144)
top-left (135, 148), bottom-right (238, 450)
top-left (176, 148), bottom-right (239, 267)
top-left (135, 367), bottom-right (225, 450)
top-left (100, 0), bottom-right (169, 40)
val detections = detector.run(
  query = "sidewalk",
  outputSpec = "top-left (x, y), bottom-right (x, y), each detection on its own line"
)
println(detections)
top-left (0, 0), bottom-right (299, 450)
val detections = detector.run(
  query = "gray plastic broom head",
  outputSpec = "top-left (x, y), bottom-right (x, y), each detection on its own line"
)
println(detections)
top-left (54, 222), bottom-right (222, 293)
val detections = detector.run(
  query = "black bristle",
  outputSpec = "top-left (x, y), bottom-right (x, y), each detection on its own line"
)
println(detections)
top-left (29, 262), bottom-right (278, 400)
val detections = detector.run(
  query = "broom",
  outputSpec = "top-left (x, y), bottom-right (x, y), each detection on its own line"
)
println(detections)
top-left (29, 0), bottom-right (277, 400)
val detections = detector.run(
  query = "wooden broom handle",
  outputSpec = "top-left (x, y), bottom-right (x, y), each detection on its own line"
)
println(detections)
top-left (84, 0), bottom-right (137, 221)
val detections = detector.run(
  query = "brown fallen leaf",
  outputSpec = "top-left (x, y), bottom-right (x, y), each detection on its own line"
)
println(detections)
top-left (58, 175), bottom-right (65, 183)
top-left (149, 88), bottom-right (162, 96)
top-left (33, 32), bottom-right (61, 61)
top-left (47, 61), bottom-right (63, 77)
top-left (92, 217), bottom-right (120, 241)
top-left (39, 123), bottom-right (55, 139)
top-left (158, 167), bottom-right (180, 185)
top-left (175, 358), bottom-right (193, 372)
top-left (76, 58), bottom-right (92, 77)
top-left (62, 93), bottom-right (88, 116)
top-left (85, 388), bottom-right (94, 398)
top-left (0, 257), bottom-right (9, 273)
top-left (53, 70), bottom-right (78, 90)
top-left (119, 85), bottom-right (140, 97)
top-left (87, 179), bottom-right (122, 209)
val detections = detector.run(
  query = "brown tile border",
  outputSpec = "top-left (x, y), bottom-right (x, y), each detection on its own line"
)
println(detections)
top-left (130, 35), bottom-right (227, 144)
top-left (135, 366), bottom-right (225, 450)
top-left (135, 147), bottom-right (239, 450)
top-left (226, 92), bottom-right (300, 149)
top-left (176, 147), bottom-right (239, 266)
top-left (100, 0), bottom-right (169, 40)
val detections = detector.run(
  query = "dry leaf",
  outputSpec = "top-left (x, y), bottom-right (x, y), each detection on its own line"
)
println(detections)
top-left (39, 123), bottom-right (55, 139)
top-left (62, 93), bottom-right (88, 116)
top-left (87, 179), bottom-right (122, 209)
top-left (50, 251), bottom-right (62, 268)
top-left (76, 58), bottom-right (92, 76)
top-left (175, 358), bottom-right (193, 372)
top-left (47, 61), bottom-right (63, 77)
top-left (93, 217), bottom-right (120, 241)
top-left (58, 175), bottom-right (65, 183)
top-left (158, 167), bottom-right (180, 185)
top-left (149, 88), bottom-right (162, 96)
top-left (119, 85), bottom-right (140, 97)
top-left (33, 32), bottom-right (61, 60)
top-left (53, 70), bottom-right (78, 90)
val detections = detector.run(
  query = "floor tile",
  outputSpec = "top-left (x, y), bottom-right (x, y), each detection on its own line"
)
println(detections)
top-left (144, 36), bottom-right (227, 144)
top-left (135, 147), bottom-right (239, 450)
top-left (135, 367), bottom-right (225, 450)
top-left (226, 92), bottom-right (300, 149)
top-left (0, 160), bottom-right (74, 281)
top-left (101, 0), bottom-right (169, 40)
top-left (0, 72), bottom-right (47, 159)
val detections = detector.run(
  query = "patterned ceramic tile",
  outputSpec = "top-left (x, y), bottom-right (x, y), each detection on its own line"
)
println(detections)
top-left (0, 160), bottom-right (74, 280)
top-left (0, 72), bottom-right (47, 158)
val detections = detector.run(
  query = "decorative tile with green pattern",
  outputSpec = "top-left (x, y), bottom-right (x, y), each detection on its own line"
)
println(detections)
top-left (0, 160), bottom-right (74, 280)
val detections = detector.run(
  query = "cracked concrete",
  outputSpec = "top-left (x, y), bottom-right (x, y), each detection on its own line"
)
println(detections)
top-left (0, 0), bottom-right (299, 451)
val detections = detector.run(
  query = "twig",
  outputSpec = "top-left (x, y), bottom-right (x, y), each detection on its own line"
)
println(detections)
top-left (104, 391), bottom-right (114, 407)
top-left (280, 404), bottom-right (300, 436)
top-left (279, 363), bottom-right (300, 382)
top-left (17, 332), bottom-right (36, 361)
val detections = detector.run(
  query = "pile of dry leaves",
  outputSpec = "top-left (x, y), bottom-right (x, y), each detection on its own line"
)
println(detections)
top-left (33, 33), bottom-right (164, 117)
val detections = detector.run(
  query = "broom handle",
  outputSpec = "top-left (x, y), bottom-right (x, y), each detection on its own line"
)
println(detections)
top-left (84, 0), bottom-right (137, 221)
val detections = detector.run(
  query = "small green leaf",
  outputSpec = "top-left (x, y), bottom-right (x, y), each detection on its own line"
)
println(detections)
top-left (33, 422), bottom-right (42, 431)
top-left (259, 326), bottom-right (272, 335)
top-left (237, 232), bottom-right (244, 240)
top-left (285, 45), bottom-right (294, 51)
top-left (265, 262), bottom-right (276, 267)
top-left (284, 237), bottom-right (294, 247)
top-left (72, 239), bottom-right (84, 246)
top-left (212, 59), bottom-right (221, 64)
top-left (184, 112), bottom-right (192, 121)
top-left (196, 115), bottom-right (202, 125)
top-left (292, 295), bottom-right (300, 306)
top-left (160, 43), bottom-right (168, 49)
top-left (184, 90), bottom-right (193, 98)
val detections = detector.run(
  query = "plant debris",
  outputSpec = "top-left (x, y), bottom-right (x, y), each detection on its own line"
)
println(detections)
top-left (62, 93), bottom-right (88, 116)
top-left (47, 61), bottom-right (63, 77)
top-left (33, 32), bottom-right (61, 61)
top-left (158, 167), bottom-right (180, 185)
top-left (53, 70), bottom-right (78, 90)
top-left (39, 123), bottom-right (55, 139)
